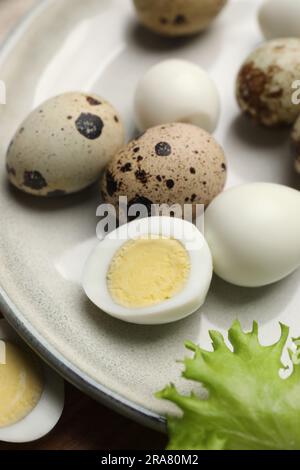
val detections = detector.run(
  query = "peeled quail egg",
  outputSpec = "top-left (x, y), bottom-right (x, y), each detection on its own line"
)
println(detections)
top-left (134, 59), bottom-right (220, 133)
top-left (205, 183), bottom-right (300, 287)
top-left (6, 92), bottom-right (125, 197)
top-left (258, 0), bottom-right (300, 40)
top-left (0, 319), bottom-right (64, 443)
top-left (132, 0), bottom-right (228, 37)
top-left (83, 216), bottom-right (213, 324)
top-left (101, 123), bottom-right (227, 214)
top-left (236, 38), bottom-right (300, 127)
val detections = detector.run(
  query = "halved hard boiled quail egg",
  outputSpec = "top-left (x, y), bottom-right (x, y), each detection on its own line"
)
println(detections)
top-left (0, 319), bottom-right (64, 443)
top-left (82, 216), bottom-right (213, 325)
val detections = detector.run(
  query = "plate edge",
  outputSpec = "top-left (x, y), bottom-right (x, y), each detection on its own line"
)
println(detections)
top-left (0, 0), bottom-right (166, 434)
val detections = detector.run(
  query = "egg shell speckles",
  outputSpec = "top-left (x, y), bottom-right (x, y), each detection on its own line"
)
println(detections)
top-left (6, 92), bottom-right (125, 197)
top-left (132, 0), bottom-right (227, 37)
top-left (100, 123), bottom-right (227, 212)
top-left (291, 116), bottom-right (300, 174)
top-left (236, 38), bottom-right (300, 127)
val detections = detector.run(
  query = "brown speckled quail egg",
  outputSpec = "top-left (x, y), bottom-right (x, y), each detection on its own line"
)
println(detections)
top-left (100, 123), bottom-right (227, 214)
top-left (132, 0), bottom-right (228, 37)
top-left (291, 116), bottom-right (300, 173)
top-left (6, 92), bottom-right (125, 197)
top-left (236, 38), bottom-right (300, 127)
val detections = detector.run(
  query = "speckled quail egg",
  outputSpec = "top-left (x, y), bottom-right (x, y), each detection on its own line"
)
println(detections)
top-left (258, 0), bottom-right (300, 40)
top-left (83, 216), bottom-right (213, 324)
top-left (205, 183), bottom-right (300, 287)
top-left (134, 59), bottom-right (220, 133)
top-left (100, 123), bottom-right (227, 215)
top-left (236, 38), bottom-right (300, 127)
top-left (291, 116), bottom-right (300, 173)
top-left (0, 318), bottom-right (64, 443)
top-left (132, 0), bottom-right (228, 37)
top-left (6, 92), bottom-right (125, 197)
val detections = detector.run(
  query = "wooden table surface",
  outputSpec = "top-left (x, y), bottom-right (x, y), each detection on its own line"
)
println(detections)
top-left (0, 0), bottom-right (166, 451)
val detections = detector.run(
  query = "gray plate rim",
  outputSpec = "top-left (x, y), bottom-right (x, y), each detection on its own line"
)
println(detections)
top-left (0, 0), bottom-right (165, 433)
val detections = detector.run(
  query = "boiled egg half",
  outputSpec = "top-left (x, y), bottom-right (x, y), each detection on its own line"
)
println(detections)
top-left (0, 319), bottom-right (64, 443)
top-left (83, 217), bottom-right (213, 324)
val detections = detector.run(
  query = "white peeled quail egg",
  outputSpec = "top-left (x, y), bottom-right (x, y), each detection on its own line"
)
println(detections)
top-left (132, 0), bottom-right (228, 37)
top-left (258, 0), bottom-right (300, 40)
top-left (0, 319), bottom-right (64, 443)
top-left (83, 216), bottom-right (213, 324)
top-left (205, 183), bottom-right (300, 287)
top-left (134, 59), bottom-right (220, 133)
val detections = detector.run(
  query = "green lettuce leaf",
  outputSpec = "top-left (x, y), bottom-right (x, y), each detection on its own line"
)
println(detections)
top-left (157, 321), bottom-right (300, 450)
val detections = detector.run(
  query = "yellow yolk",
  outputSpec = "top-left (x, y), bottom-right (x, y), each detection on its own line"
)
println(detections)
top-left (0, 341), bottom-right (44, 428)
top-left (107, 236), bottom-right (190, 308)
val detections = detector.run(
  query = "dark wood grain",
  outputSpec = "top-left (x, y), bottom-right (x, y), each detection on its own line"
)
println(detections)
top-left (0, 1), bottom-right (167, 450)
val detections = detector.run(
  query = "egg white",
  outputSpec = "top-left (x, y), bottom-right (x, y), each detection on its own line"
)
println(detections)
top-left (0, 319), bottom-right (64, 443)
top-left (205, 183), bottom-right (300, 287)
top-left (134, 59), bottom-right (220, 133)
top-left (258, 0), bottom-right (300, 40)
top-left (82, 216), bottom-right (213, 325)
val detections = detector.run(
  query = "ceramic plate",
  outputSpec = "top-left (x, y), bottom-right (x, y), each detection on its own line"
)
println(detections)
top-left (0, 0), bottom-right (299, 431)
